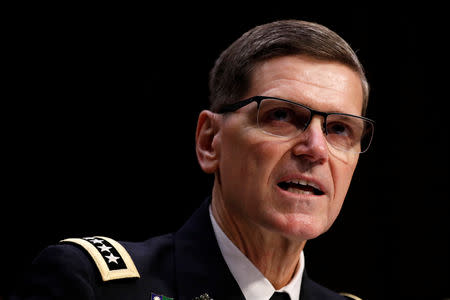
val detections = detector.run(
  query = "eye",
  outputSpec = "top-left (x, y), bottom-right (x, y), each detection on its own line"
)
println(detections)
top-left (327, 122), bottom-right (352, 137)
top-left (267, 108), bottom-right (295, 122)
top-left (257, 99), bottom-right (311, 137)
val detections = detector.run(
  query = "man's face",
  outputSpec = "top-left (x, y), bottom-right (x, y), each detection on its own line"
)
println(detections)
top-left (214, 55), bottom-right (363, 240)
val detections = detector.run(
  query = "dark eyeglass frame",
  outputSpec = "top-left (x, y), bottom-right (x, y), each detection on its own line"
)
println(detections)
top-left (218, 95), bottom-right (375, 153)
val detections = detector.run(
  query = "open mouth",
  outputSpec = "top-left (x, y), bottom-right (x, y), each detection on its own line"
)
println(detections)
top-left (277, 179), bottom-right (324, 196)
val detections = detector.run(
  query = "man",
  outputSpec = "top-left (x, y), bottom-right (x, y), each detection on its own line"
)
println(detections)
top-left (10, 20), bottom-right (374, 300)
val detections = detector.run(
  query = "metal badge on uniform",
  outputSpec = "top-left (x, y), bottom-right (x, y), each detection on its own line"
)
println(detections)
top-left (193, 293), bottom-right (213, 300)
top-left (150, 292), bottom-right (173, 300)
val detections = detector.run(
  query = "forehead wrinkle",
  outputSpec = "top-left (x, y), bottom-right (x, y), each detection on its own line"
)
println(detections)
top-left (260, 68), bottom-right (359, 96)
top-left (253, 55), bottom-right (359, 90)
top-left (260, 77), bottom-right (349, 97)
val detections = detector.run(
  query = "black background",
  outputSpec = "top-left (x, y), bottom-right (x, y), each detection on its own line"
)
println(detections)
top-left (2, 4), bottom-right (449, 300)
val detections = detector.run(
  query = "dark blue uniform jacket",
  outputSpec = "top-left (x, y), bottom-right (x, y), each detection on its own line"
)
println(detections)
top-left (10, 199), bottom-right (355, 300)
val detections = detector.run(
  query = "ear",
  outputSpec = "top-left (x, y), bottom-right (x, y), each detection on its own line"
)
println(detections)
top-left (195, 110), bottom-right (221, 174)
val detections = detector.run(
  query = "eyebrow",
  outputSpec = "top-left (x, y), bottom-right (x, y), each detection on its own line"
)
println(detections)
top-left (268, 94), bottom-right (357, 116)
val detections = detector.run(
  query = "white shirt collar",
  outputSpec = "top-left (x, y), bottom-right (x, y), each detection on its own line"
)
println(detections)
top-left (209, 205), bottom-right (304, 300)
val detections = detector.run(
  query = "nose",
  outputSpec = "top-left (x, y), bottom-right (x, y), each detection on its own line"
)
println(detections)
top-left (292, 116), bottom-right (329, 164)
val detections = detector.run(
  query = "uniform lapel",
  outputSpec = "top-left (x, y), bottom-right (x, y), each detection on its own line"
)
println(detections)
top-left (174, 199), bottom-right (245, 300)
top-left (300, 272), bottom-right (317, 300)
top-left (300, 271), bottom-right (345, 300)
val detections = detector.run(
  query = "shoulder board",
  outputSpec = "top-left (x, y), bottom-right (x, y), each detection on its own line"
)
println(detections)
top-left (340, 293), bottom-right (363, 300)
top-left (60, 236), bottom-right (140, 281)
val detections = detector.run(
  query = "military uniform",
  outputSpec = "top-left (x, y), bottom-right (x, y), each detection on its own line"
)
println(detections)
top-left (10, 199), bottom-right (361, 300)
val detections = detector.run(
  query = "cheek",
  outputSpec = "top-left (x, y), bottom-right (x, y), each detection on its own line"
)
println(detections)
top-left (223, 127), bottom-right (284, 178)
top-left (220, 133), bottom-right (286, 209)
top-left (329, 156), bottom-right (358, 217)
top-left (249, 139), bottom-right (284, 174)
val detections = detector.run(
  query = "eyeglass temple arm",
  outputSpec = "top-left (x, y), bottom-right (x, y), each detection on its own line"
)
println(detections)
top-left (217, 96), bottom-right (265, 113)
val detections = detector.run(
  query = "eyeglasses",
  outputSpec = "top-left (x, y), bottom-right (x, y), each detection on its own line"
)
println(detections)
top-left (218, 96), bottom-right (375, 153)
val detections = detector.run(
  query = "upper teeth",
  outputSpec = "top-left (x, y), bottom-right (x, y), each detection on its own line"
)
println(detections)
top-left (286, 179), bottom-right (320, 190)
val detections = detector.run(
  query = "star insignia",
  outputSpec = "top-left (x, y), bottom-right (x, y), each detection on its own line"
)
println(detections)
top-left (105, 253), bottom-right (120, 264)
top-left (97, 244), bottom-right (112, 252)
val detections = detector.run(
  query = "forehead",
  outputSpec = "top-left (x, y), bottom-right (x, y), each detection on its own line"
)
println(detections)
top-left (246, 55), bottom-right (364, 115)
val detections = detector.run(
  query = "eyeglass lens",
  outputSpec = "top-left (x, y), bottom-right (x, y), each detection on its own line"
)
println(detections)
top-left (256, 98), bottom-right (374, 153)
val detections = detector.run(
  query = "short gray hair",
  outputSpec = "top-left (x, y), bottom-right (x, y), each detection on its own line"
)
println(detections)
top-left (209, 20), bottom-right (369, 115)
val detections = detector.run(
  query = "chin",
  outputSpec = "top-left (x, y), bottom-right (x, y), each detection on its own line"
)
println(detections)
top-left (269, 213), bottom-right (332, 241)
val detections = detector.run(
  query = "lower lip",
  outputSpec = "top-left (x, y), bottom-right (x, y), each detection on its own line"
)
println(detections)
top-left (276, 184), bottom-right (324, 200)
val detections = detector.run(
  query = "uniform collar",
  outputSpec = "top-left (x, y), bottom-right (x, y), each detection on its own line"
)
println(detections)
top-left (174, 198), bottom-right (245, 300)
top-left (209, 205), bottom-right (305, 300)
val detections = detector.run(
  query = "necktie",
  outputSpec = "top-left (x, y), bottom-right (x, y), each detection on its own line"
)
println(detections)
top-left (269, 292), bottom-right (291, 300)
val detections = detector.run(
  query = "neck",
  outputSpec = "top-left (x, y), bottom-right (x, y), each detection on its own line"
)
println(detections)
top-left (211, 189), bottom-right (306, 289)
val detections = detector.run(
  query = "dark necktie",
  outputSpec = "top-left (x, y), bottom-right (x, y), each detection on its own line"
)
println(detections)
top-left (269, 292), bottom-right (291, 300)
